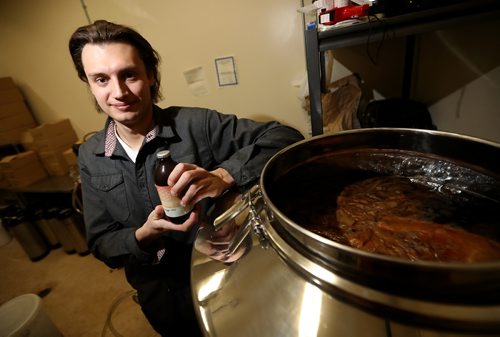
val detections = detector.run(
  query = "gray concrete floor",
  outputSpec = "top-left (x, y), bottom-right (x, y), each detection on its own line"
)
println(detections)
top-left (0, 234), bottom-right (159, 337)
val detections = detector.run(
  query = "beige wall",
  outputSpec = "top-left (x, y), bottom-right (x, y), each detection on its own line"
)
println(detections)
top-left (3, 2), bottom-right (496, 144)
top-left (0, 0), bottom-right (310, 139)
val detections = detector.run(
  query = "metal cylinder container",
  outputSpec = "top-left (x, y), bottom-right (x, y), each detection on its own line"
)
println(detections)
top-left (58, 208), bottom-right (89, 256)
top-left (33, 209), bottom-right (60, 249)
top-left (45, 208), bottom-right (75, 254)
top-left (192, 128), bottom-right (500, 337)
top-left (3, 214), bottom-right (49, 262)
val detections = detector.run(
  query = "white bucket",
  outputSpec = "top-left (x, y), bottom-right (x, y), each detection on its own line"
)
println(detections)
top-left (0, 294), bottom-right (63, 337)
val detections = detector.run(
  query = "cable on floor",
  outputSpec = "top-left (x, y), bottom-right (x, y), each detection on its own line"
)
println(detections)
top-left (101, 289), bottom-right (137, 337)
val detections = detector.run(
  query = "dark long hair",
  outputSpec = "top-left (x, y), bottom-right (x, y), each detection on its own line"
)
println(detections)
top-left (68, 20), bottom-right (162, 103)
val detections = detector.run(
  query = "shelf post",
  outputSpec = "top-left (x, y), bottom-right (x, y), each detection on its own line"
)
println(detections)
top-left (305, 29), bottom-right (324, 136)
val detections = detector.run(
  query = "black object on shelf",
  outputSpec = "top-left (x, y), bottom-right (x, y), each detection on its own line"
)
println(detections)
top-left (358, 98), bottom-right (436, 130)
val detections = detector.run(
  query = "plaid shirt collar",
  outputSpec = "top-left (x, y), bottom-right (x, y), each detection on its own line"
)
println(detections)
top-left (103, 118), bottom-right (158, 157)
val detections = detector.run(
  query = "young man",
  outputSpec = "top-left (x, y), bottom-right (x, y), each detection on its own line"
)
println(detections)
top-left (68, 20), bottom-right (303, 336)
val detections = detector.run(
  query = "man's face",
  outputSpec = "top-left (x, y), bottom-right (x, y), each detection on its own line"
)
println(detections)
top-left (81, 42), bottom-right (154, 127)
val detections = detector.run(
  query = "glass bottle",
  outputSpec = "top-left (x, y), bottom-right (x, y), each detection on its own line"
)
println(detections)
top-left (154, 150), bottom-right (193, 224)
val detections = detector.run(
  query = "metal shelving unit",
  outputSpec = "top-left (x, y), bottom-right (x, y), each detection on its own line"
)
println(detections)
top-left (304, 0), bottom-right (500, 136)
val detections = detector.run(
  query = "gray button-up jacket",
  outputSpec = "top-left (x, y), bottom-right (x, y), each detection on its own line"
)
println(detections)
top-left (78, 105), bottom-right (304, 272)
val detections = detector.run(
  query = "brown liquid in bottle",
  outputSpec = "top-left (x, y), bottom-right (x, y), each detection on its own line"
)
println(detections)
top-left (153, 150), bottom-right (193, 224)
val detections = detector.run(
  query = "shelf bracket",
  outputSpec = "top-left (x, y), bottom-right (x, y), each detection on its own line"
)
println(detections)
top-left (305, 29), bottom-right (324, 136)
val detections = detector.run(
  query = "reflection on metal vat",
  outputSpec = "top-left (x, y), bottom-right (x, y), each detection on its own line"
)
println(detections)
top-left (192, 129), bottom-right (500, 337)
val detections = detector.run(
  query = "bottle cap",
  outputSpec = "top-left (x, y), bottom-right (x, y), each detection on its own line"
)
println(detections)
top-left (156, 150), bottom-right (171, 159)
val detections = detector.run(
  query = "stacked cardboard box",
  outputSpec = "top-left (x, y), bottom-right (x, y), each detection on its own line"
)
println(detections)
top-left (22, 119), bottom-right (78, 176)
top-left (0, 77), bottom-right (37, 145)
top-left (0, 150), bottom-right (48, 187)
top-left (62, 147), bottom-right (78, 167)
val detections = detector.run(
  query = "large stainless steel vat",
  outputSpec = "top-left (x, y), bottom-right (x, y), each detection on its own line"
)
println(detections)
top-left (191, 128), bottom-right (500, 337)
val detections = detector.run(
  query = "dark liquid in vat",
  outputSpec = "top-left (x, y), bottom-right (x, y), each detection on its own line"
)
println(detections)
top-left (270, 159), bottom-right (500, 263)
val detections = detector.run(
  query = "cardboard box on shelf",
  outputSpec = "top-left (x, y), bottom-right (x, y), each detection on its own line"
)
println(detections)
top-left (0, 113), bottom-right (37, 133)
top-left (24, 119), bottom-right (78, 152)
top-left (19, 132), bottom-right (35, 151)
top-left (19, 119), bottom-right (79, 176)
top-left (0, 89), bottom-right (24, 105)
top-left (0, 77), bottom-right (16, 90)
top-left (2, 165), bottom-right (48, 187)
top-left (0, 150), bottom-right (39, 170)
top-left (0, 101), bottom-right (33, 119)
top-left (37, 149), bottom-right (71, 176)
top-left (7, 172), bottom-right (47, 188)
top-left (21, 132), bottom-right (73, 153)
top-left (0, 150), bottom-right (48, 187)
top-left (0, 127), bottom-right (35, 146)
top-left (28, 118), bottom-right (76, 140)
top-left (0, 77), bottom-right (38, 146)
top-left (62, 147), bottom-right (78, 167)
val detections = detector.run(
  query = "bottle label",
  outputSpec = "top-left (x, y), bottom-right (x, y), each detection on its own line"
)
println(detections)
top-left (155, 185), bottom-right (193, 218)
